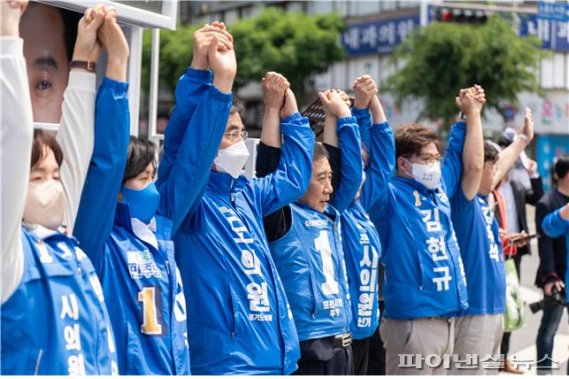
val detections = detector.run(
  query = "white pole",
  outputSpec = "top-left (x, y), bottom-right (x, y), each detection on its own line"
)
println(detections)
top-left (148, 28), bottom-right (161, 141)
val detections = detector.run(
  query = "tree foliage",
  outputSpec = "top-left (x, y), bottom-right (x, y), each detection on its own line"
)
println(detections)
top-left (229, 7), bottom-right (345, 101)
top-left (142, 7), bottom-right (346, 103)
top-left (141, 24), bottom-right (199, 95)
top-left (385, 15), bottom-right (545, 128)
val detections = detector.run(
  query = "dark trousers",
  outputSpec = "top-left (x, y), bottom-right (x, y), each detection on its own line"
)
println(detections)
top-left (366, 327), bottom-right (386, 375)
top-left (294, 337), bottom-right (354, 375)
top-left (352, 337), bottom-right (371, 375)
top-left (536, 302), bottom-right (568, 375)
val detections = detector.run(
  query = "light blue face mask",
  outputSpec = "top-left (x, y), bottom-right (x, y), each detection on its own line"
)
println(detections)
top-left (121, 182), bottom-right (160, 224)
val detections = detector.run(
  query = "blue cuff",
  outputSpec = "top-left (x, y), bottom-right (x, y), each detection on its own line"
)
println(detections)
top-left (186, 67), bottom-right (213, 82)
top-left (281, 112), bottom-right (303, 123)
top-left (351, 107), bottom-right (369, 117)
top-left (102, 77), bottom-right (129, 93)
top-left (209, 85), bottom-right (233, 102)
top-left (372, 121), bottom-right (390, 131)
top-left (337, 116), bottom-right (358, 130)
top-left (452, 121), bottom-right (467, 130)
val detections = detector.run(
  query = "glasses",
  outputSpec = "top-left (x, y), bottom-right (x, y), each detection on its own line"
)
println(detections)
top-left (405, 154), bottom-right (444, 167)
top-left (224, 130), bottom-right (248, 142)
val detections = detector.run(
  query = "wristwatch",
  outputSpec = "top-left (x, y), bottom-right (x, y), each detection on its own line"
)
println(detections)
top-left (68, 60), bottom-right (96, 72)
top-left (458, 112), bottom-right (467, 120)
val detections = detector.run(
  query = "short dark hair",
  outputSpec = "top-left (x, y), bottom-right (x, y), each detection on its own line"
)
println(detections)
top-left (496, 136), bottom-right (511, 149)
top-left (554, 154), bottom-right (569, 180)
top-left (31, 129), bottom-right (64, 169)
top-left (484, 140), bottom-right (500, 163)
top-left (59, 8), bottom-right (81, 63)
top-left (313, 142), bottom-right (329, 161)
top-left (230, 97), bottom-right (246, 126)
top-left (123, 136), bottom-right (156, 183)
top-left (395, 123), bottom-right (439, 159)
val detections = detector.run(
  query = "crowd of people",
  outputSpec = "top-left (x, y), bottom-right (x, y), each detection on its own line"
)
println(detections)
top-left (1, 0), bottom-right (568, 375)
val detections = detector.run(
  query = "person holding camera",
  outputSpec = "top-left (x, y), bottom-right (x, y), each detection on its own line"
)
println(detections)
top-left (535, 156), bottom-right (569, 375)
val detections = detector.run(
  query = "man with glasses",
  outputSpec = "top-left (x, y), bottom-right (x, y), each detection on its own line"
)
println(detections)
top-left (157, 27), bottom-right (315, 373)
top-left (368, 87), bottom-right (480, 375)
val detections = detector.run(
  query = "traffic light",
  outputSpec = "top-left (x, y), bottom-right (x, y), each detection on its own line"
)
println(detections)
top-left (434, 7), bottom-right (488, 24)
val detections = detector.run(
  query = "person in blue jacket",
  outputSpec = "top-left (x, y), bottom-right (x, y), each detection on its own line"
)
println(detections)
top-left (73, 9), bottom-right (192, 375)
top-left (342, 76), bottom-right (392, 374)
top-left (1, 3), bottom-right (117, 374)
top-left (541, 202), bottom-right (569, 302)
top-left (368, 88), bottom-right (474, 375)
top-left (256, 87), bottom-right (362, 375)
top-left (156, 28), bottom-right (315, 374)
top-left (449, 99), bottom-right (537, 374)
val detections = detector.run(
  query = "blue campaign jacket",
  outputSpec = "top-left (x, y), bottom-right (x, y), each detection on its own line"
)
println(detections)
top-left (369, 122), bottom-right (469, 320)
top-left (451, 191), bottom-right (506, 315)
top-left (268, 116), bottom-right (360, 342)
top-left (542, 208), bottom-right (569, 301)
top-left (1, 226), bottom-right (118, 375)
top-left (74, 78), bottom-right (190, 374)
top-left (270, 202), bottom-right (353, 341)
top-left (158, 69), bottom-right (314, 373)
top-left (342, 110), bottom-right (395, 339)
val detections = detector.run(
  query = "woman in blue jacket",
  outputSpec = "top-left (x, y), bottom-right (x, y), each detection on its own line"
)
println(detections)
top-left (1, 3), bottom-right (117, 374)
top-left (73, 9), bottom-right (190, 375)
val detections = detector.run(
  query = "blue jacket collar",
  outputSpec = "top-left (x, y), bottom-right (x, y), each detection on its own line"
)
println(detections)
top-left (114, 202), bottom-right (135, 233)
top-left (207, 170), bottom-right (248, 195)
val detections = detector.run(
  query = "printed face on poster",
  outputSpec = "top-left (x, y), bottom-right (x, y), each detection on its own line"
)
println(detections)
top-left (20, 0), bottom-right (176, 127)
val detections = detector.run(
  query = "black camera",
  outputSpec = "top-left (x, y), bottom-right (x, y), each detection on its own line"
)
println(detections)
top-left (529, 287), bottom-right (566, 314)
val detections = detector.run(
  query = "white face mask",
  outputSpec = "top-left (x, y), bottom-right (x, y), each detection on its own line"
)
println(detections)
top-left (407, 160), bottom-right (441, 190)
top-left (214, 140), bottom-right (250, 179)
top-left (23, 180), bottom-right (65, 230)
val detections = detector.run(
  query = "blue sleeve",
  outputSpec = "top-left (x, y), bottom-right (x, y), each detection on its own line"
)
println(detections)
top-left (352, 107), bottom-right (371, 151)
top-left (360, 121), bottom-right (395, 212)
top-left (156, 68), bottom-right (212, 188)
top-left (158, 86), bottom-right (232, 234)
top-left (74, 78), bottom-right (130, 263)
top-left (254, 113), bottom-right (315, 216)
top-left (541, 209), bottom-right (569, 239)
top-left (442, 121), bottom-right (466, 198)
top-left (329, 116), bottom-right (363, 213)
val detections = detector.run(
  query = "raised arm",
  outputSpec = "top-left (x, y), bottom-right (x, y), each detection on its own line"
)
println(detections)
top-left (260, 72), bottom-right (288, 147)
top-left (492, 108), bottom-right (534, 189)
top-left (525, 159), bottom-right (544, 205)
top-left (1, 0), bottom-right (32, 303)
top-left (321, 89), bottom-right (362, 213)
top-left (158, 36), bottom-right (236, 233)
top-left (352, 75), bottom-right (379, 149)
top-left (73, 8), bottom-right (130, 263)
top-left (255, 88), bottom-right (315, 215)
top-left (442, 91), bottom-right (468, 198)
top-left (458, 85), bottom-right (486, 201)
top-left (360, 92), bottom-right (394, 212)
top-left (255, 71), bottom-right (289, 178)
top-left (157, 23), bottom-right (233, 186)
top-left (56, 7), bottom-right (104, 232)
